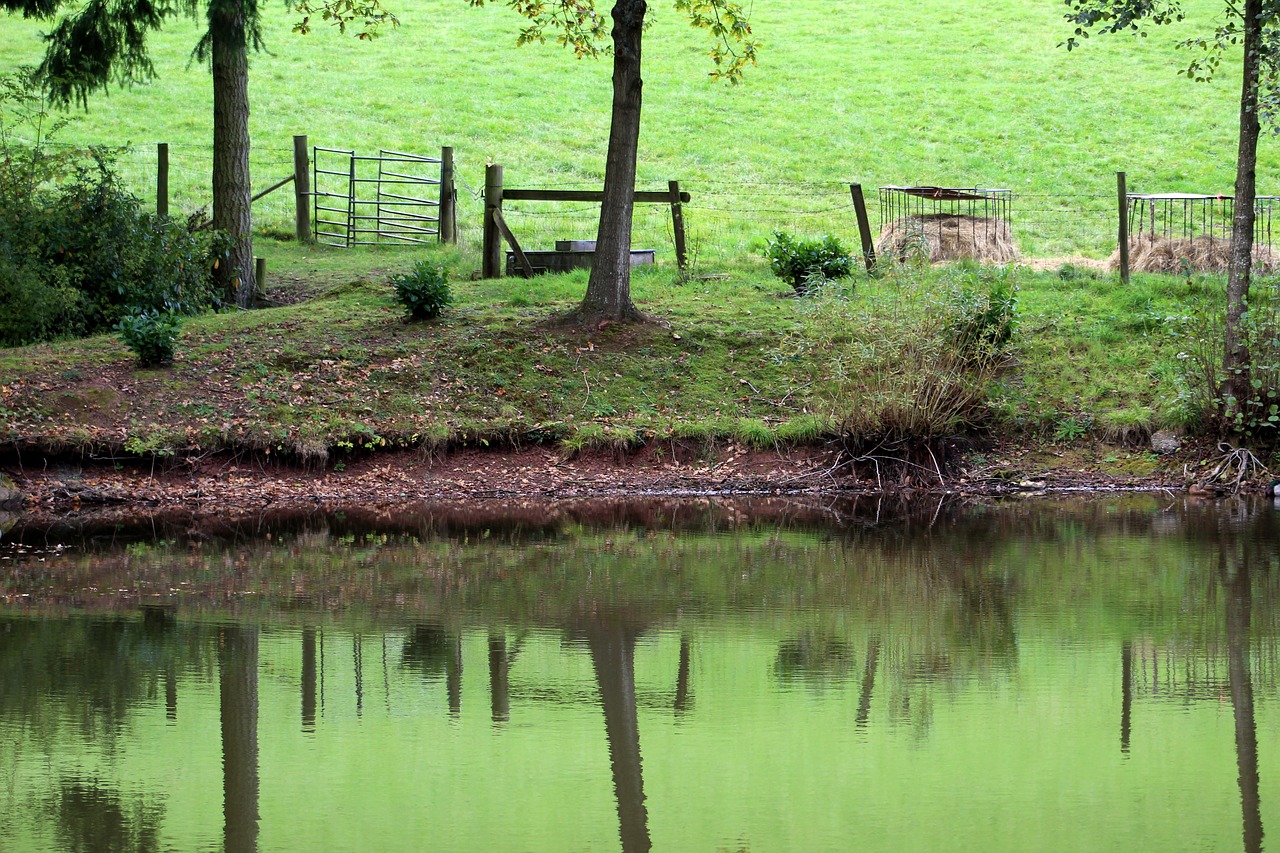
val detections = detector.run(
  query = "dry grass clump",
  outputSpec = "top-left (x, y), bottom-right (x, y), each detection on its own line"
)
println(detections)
top-left (877, 214), bottom-right (1020, 263)
top-left (1108, 233), bottom-right (1278, 274)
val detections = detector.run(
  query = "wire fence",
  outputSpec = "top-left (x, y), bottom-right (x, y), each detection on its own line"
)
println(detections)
top-left (78, 140), bottom-right (1234, 264)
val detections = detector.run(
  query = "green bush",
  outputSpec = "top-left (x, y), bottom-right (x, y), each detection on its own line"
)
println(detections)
top-left (1169, 289), bottom-right (1280, 441)
top-left (765, 232), bottom-right (854, 294)
top-left (944, 264), bottom-right (1018, 363)
top-left (117, 310), bottom-right (182, 367)
top-left (0, 70), bottom-right (222, 348)
top-left (391, 261), bottom-right (452, 320)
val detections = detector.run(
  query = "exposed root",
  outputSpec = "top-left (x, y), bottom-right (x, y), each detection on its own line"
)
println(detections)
top-left (1187, 443), bottom-right (1272, 494)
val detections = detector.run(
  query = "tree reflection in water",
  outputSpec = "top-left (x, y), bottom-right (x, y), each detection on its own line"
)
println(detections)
top-left (219, 625), bottom-right (259, 853)
top-left (584, 615), bottom-right (652, 853)
top-left (1221, 550), bottom-right (1263, 853)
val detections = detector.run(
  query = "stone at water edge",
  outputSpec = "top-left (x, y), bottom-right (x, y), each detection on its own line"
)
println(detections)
top-left (0, 474), bottom-right (26, 509)
top-left (1150, 430), bottom-right (1182, 456)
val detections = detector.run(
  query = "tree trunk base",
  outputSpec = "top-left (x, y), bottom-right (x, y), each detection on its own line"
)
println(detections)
top-left (550, 304), bottom-right (654, 330)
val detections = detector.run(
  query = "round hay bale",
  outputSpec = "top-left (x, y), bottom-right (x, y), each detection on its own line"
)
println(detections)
top-left (877, 214), bottom-right (1020, 264)
top-left (1107, 233), bottom-right (1278, 274)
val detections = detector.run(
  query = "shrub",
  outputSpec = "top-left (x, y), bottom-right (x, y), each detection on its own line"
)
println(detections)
top-left (766, 232), bottom-right (854, 294)
top-left (117, 310), bottom-right (182, 367)
top-left (1169, 289), bottom-right (1280, 441)
top-left (0, 70), bottom-right (222, 347)
top-left (391, 261), bottom-right (452, 320)
top-left (944, 264), bottom-right (1018, 364)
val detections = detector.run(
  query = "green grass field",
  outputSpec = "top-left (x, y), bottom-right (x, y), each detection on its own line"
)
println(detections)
top-left (3, 0), bottom-right (1275, 259)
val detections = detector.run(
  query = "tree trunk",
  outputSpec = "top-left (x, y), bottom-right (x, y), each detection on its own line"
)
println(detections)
top-left (210, 0), bottom-right (255, 308)
top-left (1223, 0), bottom-right (1263, 426)
top-left (572, 0), bottom-right (647, 324)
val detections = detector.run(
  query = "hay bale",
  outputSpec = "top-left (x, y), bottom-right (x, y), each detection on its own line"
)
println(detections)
top-left (1107, 233), bottom-right (1278, 274)
top-left (877, 214), bottom-right (1020, 263)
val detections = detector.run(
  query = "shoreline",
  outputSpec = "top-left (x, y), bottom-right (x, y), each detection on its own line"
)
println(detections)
top-left (0, 440), bottom-right (1211, 520)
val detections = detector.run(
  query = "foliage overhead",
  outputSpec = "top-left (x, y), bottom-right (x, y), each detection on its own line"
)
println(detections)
top-left (466, 0), bottom-right (759, 83)
top-left (1063, 0), bottom-right (1280, 122)
top-left (0, 0), bottom-right (397, 108)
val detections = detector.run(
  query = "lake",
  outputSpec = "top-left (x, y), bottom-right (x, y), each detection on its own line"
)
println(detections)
top-left (1, 494), bottom-right (1276, 852)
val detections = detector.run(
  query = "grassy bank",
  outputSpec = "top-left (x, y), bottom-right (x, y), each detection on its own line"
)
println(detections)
top-left (2, 0), bottom-right (1275, 257)
top-left (0, 239), bottom-right (1226, 466)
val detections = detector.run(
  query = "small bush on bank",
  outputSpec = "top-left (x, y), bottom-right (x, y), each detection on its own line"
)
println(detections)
top-left (1169, 287), bottom-right (1280, 441)
top-left (392, 261), bottom-right (452, 320)
top-left (117, 310), bottom-right (182, 367)
top-left (766, 232), bottom-right (854, 294)
top-left (0, 70), bottom-right (222, 347)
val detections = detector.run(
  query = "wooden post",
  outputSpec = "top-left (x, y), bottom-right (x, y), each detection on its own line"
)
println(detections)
top-left (440, 146), bottom-right (456, 244)
top-left (1117, 171), bottom-right (1131, 284)
top-left (668, 180), bottom-right (688, 273)
top-left (293, 135), bottom-right (311, 244)
top-left (157, 143), bottom-right (169, 218)
top-left (254, 257), bottom-right (266, 302)
top-left (850, 183), bottom-right (877, 274)
top-left (493, 208), bottom-right (533, 277)
top-left (483, 164), bottom-right (504, 278)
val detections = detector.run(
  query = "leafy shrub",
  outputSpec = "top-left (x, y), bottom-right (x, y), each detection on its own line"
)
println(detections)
top-left (1169, 289), bottom-right (1280, 440)
top-left (944, 264), bottom-right (1018, 363)
top-left (117, 310), bottom-right (182, 367)
top-left (0, 70), bottom-right (222, 347)
top-left (392, 261), bottom-right (452, 320)
top-left (766, 232), bottom-right (854, 294)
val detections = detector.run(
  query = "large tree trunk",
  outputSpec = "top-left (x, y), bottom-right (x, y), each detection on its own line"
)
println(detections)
top-left (210, 0), bottom-right (255, 308)
top-left (571, 0), bottom-right (647, 324)
top-left (1223, 0), bottom-right (1263, 426)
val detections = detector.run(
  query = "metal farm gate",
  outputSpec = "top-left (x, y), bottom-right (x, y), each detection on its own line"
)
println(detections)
top-left (312, 147), bottom-right (453, 247)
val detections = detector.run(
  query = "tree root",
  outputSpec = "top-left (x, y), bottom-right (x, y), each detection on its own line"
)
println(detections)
top-left (1188, 443), bottom-right (1272, 494)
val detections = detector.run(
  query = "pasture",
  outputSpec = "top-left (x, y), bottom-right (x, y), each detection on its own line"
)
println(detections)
top-left (3, 0), bottom-right (1273, 260)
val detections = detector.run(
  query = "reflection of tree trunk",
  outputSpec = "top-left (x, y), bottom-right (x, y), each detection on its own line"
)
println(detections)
top-left (674, 634), bottom-right (692, 716)
top-left (219, 625), bottom-right (260, 853)
top-left (587, 621), bottom-right (651, 853)
top-left (1223, 560), bottom-right (1263, 853)
top-left (489, 632), bottom-right (510, 724)
top-left (447, 633), bottom-right (463, 719)
top-left (302, 627), bottom-right (317, 732)
top-left (166, 662), bottom-right (178, 723)
top-left (1121, 642), bottom-right (1133, 756)
top-left (856, 636), bottom-right (881, 729)
top-left (354, 633), bottom-right (364, 718)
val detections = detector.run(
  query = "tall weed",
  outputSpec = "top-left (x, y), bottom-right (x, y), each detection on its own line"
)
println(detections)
top-left (780, 265), bottom-right (1017, 449)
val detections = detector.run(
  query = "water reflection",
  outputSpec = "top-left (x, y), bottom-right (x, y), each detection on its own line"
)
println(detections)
top-left (1, 495), bottom-right (1279, 852)
top-left (1222, 550), bottom-right (1263, 853)
top-left (219, 626), bottom-right (259, 853)
top-left (55, 781), bottom-right (162, 853)
top-left (582, 614), bottom-right (651, 853)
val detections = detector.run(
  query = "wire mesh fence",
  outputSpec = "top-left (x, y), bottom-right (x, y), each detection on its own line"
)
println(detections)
top-left (63, 141), bottom-right (1275, 267)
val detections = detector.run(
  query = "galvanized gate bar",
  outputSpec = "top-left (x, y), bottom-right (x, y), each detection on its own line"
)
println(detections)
top-left (314, 146), bottom-right (445, 246)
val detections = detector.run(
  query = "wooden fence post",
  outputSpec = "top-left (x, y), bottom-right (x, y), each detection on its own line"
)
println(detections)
top-left (157, 143), bottom-right (169, 218)
top-left (668, 180), bottom-right (688, 273)
top-left (483, 164), bottom-right (504, 278)
top-left (1117, 171), bottom-right (1130, 284)
top-left (293, 135), bottom-right (312, 244)
top-left (850, 183), bottom-right (877, 274)
top-left (254, 257), bottom-right (267, 302)
top-left (440, 146), bottom-right (456, 244)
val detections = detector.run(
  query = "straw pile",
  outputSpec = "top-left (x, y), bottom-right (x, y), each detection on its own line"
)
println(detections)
top-left (1108, 233), bottom-right (1277, 274)
top-left (877, 214), bottom-right (1020, 263)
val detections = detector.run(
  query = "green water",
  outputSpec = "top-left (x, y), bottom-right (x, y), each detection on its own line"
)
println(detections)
top-left (1, 495), bottom-right (1277, 852)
